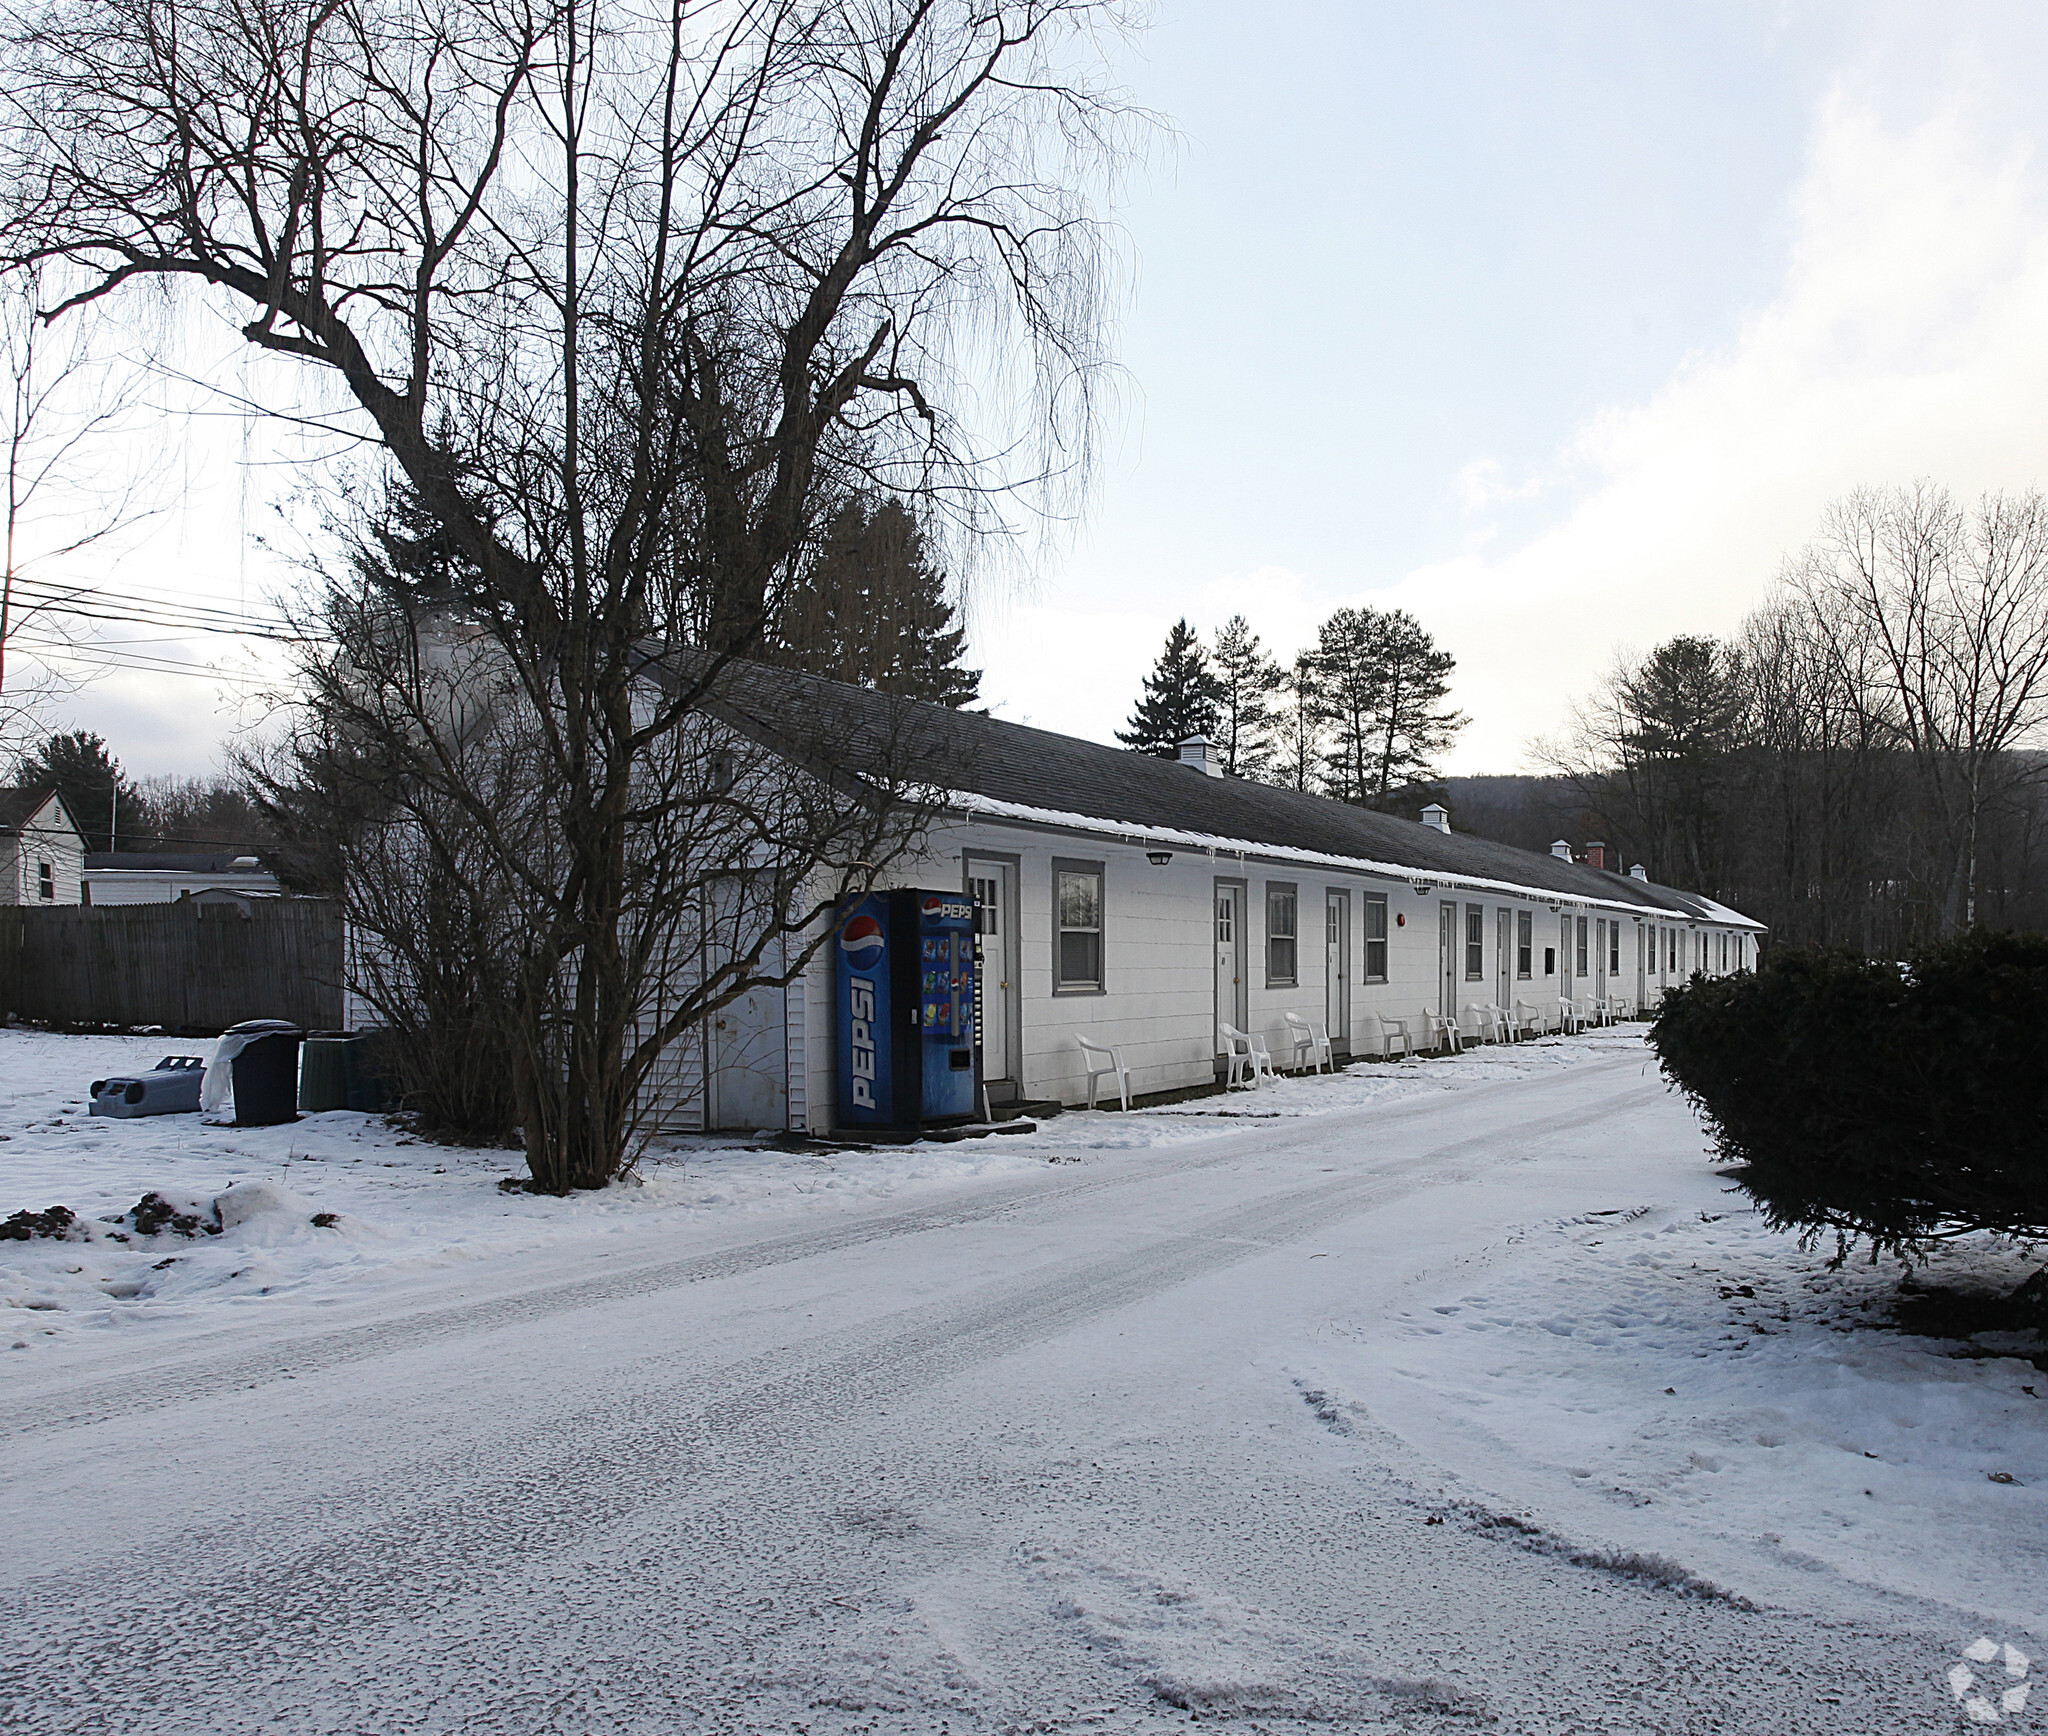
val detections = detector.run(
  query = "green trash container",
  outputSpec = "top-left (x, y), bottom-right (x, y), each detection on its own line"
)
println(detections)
top-left (300, 1032), bottom-right (400, 1114)
top-left (298, 1033), bottom-right (352, 1112)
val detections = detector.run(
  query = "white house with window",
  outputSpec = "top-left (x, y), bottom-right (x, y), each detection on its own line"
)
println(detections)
top-left (641, 661), bottom-right (1765, 1132)
top-left (0, 787), bottom-right (86, 905)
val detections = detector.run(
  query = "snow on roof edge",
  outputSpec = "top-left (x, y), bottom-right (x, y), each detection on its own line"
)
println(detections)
top-left (945, 791), bottom-right (1769, 930)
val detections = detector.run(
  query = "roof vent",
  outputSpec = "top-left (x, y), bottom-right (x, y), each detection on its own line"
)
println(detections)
top-left (1420, 803), bottom-right (1450, 834)
top-left (1176, 735), bottom-right (1223, 778)
top-left (230, 855), bottom-right (261, 870)
top-left (1551, 839), bottom-right (1572, 861)
top-left (1629, 863), bottom-right (1649, 882)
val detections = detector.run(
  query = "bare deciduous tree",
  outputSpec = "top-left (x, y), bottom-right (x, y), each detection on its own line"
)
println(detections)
top-left (1788, 483), bottom-right (2048, 933)
top-left (0, 267), bottom-right (159, 748)
top-left (1, 0), bottom-right (1137, 1186)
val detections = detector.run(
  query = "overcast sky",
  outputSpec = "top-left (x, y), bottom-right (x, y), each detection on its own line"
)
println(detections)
top-left (37, 0), bottom-right (2048, 779)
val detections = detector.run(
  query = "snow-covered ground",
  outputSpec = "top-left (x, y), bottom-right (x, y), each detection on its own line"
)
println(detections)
top-left (0, 1023), bottom-right (1632, 1363)
top-left (4, 1023), bottom-right (2042, 1733)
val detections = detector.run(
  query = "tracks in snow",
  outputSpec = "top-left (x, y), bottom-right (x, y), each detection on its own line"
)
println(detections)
top-left (0, 1054), bottom-right (1651, 1440)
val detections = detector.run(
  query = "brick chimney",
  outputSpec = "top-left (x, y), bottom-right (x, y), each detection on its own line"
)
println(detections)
top-left (1585, 841), bottom-right (1608, 871)
top-left (1176, 735), bottom-right (1223, 777)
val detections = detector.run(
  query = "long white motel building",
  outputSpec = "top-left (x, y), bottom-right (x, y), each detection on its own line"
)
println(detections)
top-left (660, 661), bottom-right (1766, 1133)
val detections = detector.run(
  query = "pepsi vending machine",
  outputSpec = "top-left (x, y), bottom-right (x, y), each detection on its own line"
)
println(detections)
top-left (835, 888), bottom-right (979, 1130)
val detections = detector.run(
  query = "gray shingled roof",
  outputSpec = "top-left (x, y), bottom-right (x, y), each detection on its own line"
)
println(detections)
top-left (0, 786), bottom-right (68, 836)
top-left (700, 659), bottom-right (1763, 928)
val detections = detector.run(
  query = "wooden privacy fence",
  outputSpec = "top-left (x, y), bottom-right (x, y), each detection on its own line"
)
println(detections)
top-left (0, 900), bottom-right (345, 1033)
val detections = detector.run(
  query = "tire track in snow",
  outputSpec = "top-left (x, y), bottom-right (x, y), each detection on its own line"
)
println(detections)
top-left (0, 1054), bottom-right (1649, 1439)
top-left (1, 1078), bottom-right (1661, 1731)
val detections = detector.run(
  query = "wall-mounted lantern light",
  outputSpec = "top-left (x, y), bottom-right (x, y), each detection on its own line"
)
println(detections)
top-left (1145, 849), bottom-right (1173, 866)
top-left (1410, 880), bottom-right (1433, 896)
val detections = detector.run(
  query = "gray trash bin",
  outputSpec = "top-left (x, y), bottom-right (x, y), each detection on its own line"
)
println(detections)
top-left (88, 1056), bottom-right (206, 1119)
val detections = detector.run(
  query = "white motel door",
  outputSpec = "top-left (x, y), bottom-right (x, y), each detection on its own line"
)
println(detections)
top-left (1215, 884), bottom-right (1246, 1047)
top-left (707, 982), bottom-right (787, 1130)
top-left (1496, 908), bottom-right (1511, 1011)
top-left (705, 875), bottom-right (787, 1131)
top-left (968, 864), bottom-right (1015, 1086)
top-left (1438, 901), bottom-right (1458, 1018)
top-left (1324, 890), bottom-right (1349, 1049)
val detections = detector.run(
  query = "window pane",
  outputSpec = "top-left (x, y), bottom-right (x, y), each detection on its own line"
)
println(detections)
top-left (1057, 871), bottom-right (1099, 931)
top-left (1058, 930), bottom-right (1100, 985)
top-left (1365, 895), bottom-right (1387, 941)
top-left (1269, 936), bottom-right (1297, 983)
top-left (1365, 937), bottom-right (1387, 981)
top-left (1268, 888), bottom-right (1296, 939)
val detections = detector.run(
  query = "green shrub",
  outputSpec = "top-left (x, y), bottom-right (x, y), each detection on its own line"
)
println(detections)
top-left (1650, 931), bottom-right (2048, 1282)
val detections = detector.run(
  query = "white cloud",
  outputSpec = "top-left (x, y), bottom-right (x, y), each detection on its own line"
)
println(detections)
top-left (987, 77), bottom-right (2048, 774)
top-left (1391, 84), bottom-right (2048, 769)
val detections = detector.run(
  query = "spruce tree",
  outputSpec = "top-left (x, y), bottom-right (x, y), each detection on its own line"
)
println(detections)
top-left (1210, 614), bottom-right (1285, 779)
top-left (14, 730), bottom-right (142, 851)
top-left (771, 499), bottom-right (980, 707)
top-left (1314, 605), bottom-right (1465, 808)
top-left (1117, 618), bottom-right (1222, 756)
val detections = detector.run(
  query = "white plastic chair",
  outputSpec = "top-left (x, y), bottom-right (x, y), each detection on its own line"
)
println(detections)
top-left (1218, 1022), bottom-right (1277, 1089)
top-left (1422, 1005), bottom-right (1464, 1054)
top-left (1495, 1002), bottom-right (1531, 1043)
top-left (1076, 1034), bottom-right (1131, 1110)
top-left (1558, 998), bottom-right (1585, 1035)
top-left (1363, 1010), bottom-right (1410, 1060)
top-left (1514, 999), bottom-right (1550, 1037)
top-left (1283, 1011), bottom-right (1334, 1073)
top-left (1458, 1003), bottom-right (1492, 1046)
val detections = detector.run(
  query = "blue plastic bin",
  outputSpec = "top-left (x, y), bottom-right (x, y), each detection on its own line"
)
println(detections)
top-left (88, 1056), bottom-right (206, 1119)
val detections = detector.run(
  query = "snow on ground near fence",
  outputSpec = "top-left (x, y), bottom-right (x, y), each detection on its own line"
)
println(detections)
top-left (4, 1021), bottom-right (2043, 1631)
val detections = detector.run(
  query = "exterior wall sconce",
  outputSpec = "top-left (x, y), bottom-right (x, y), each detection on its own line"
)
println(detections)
top-left (1145, 849), bottom-right (1173, 866)
top-left (1410, 880), bottom-right (1433, 896)
top-left (1547, 901), bottom-right (1563, 914)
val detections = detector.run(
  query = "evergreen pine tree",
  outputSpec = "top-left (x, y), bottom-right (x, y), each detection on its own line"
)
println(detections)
top-left (1117, 618), bottom-right (1222, 756)
top-left (771, 499), bottom-right (980, 707)
top-left (1314, 605), bottom-right (1465, 808)
top-left (1617, 634), bottom-right (1748, 892)
top-left (1209, 614), bottom-right (1285, 778)
top-left (14, 729), bottom-right (142, 851)
top-left (1275, 651), bottom-right (1323, 791)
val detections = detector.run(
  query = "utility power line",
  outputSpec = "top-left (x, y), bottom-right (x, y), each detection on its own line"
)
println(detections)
top-left (5, 574), bottom-right (305, 644)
